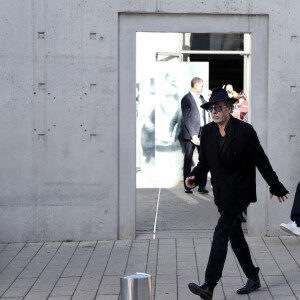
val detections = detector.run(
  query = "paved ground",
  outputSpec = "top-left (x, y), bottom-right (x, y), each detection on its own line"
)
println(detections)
top-left (0, 176), bottom-right (298, 300)
top-left (136, 181), bottom-right (218, 234)
top-left (0, 234), bottom-right (299, 300)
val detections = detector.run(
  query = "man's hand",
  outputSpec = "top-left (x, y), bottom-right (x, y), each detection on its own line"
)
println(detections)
top-left (185, 176), bottom-right (196, 189)
top-left (191, 135), bottom-right (200, 146)
top-left (270, 193), bottom-right (289, 203)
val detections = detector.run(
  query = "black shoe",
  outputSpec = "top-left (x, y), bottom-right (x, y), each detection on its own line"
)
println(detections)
top-left (185, 189), bottom-right (193, 194)
top-left (237, 270), bottom-right (261, 294)
top-left (198, 187), bottom-right (209, 194)
top-left (188, 282), bottom-right (216, 300)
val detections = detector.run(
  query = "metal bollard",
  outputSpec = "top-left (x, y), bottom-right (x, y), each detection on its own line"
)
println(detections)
top-left (120, 272), bottom-right (152, 300)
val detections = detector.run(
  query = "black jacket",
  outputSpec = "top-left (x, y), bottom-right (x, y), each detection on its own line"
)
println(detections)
top-left (181, 92), bottom-right (206, 140)
top-left (190, 116), bottom-right (288, 214)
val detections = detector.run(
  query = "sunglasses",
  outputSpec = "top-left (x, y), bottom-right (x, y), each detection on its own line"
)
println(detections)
top-left (206, 105), bottom-right (226, 112)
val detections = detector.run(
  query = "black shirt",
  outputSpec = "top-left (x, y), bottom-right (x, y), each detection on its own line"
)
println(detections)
top-left (216, 118), bottom-right (231, 154)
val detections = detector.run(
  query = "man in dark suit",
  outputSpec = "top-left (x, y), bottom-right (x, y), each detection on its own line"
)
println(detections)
top-left (186, 88), bottom-right (289, 300)
top-left (181, 77), bottom-right (208, 194)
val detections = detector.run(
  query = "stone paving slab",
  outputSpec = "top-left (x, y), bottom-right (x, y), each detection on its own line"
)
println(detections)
top-left (0, 235), bottom-right (299, 299)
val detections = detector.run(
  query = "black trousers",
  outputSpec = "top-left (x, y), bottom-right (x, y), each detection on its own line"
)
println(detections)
top-left (291, 181), bottom-right (300, 227)
top-left (183, 140), bottom-right (207, 189)
top-left (205, 211), bottom-right (257, 284)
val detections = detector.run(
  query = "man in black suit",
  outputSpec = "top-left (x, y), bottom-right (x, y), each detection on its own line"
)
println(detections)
top-left (181, 77), bottom-right (208, 194)
top-left (186, 88), bottom-right (289, 300)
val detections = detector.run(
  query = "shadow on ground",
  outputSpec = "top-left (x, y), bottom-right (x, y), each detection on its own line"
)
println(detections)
top-left (136, 180), bottom-right (219, 234)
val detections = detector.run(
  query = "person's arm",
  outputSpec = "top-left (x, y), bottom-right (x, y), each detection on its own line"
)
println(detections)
top-left (169, 110), bottom-right (178, 137)
top-left (247, 127), bottom-right (288, 202)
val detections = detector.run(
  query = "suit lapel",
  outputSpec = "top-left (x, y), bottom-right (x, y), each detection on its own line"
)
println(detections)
top-left (188, 92), bottom-right (199, 112)
top-left (200, 95), bottom-right (206, 123)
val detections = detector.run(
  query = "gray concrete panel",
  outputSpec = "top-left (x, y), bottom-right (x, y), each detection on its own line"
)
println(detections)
top-left (0, 0), bottom-right (119, 242)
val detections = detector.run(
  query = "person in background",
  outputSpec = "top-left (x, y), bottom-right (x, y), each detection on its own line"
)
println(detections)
top-left (240, 99), bottom-right (249, 121)
top-left (280, 181), bottom-right (300, 237)
top-left (208, 89), bottom-right (212, 100)
top-left (181, 77), bottom-right (208, 194)
top-left (231, 98), bottom-right (242, 120)
top-left (232, 97), bottom-right (249, 121)
top-left (224, 84), bottom-right (234, 98)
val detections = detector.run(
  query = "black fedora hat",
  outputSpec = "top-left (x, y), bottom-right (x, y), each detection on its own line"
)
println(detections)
top-left (201, 88), bottom-right (237, 109)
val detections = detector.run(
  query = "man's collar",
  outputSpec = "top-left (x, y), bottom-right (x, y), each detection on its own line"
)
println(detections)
top-left (213, 114), bottom-right (232, 132)
top-left (190, 90), bottom-right (199, 98)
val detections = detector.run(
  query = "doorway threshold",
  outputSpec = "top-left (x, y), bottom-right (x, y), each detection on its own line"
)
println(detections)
top-left (136, 227), bottom-right (248, 240)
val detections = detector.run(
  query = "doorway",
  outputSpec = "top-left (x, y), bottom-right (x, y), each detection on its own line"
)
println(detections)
top-left (136, 32), bottom-right (250, 237)
top-left (119, 13), bottom-right (268, 239)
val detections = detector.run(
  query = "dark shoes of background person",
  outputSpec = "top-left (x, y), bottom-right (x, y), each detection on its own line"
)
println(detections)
top-left (188, 282), bottom-right (216, 300)
top-left (198, 187), bottom-right (209, 194)
top-left (237, 268), bottom-right (261, 294)
top-left (185, 187), bottom-right (209, 194)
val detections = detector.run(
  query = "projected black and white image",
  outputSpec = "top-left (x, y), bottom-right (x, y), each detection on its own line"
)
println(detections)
top-left (136, 62), bottom-right (209, 188)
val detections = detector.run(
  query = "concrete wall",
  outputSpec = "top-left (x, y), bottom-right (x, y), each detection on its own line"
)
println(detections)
top-left (0, 0), bottom-right (299, 242)
top-left (0, 0), bottom-right (119, 242)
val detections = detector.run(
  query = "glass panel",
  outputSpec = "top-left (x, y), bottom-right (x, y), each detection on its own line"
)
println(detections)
top-left (189, 54), bottom-right (244, 91)
top-left (183, 33), bottom-right (244, 51)
top-left (136, 61), bottom-right (209, 188)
